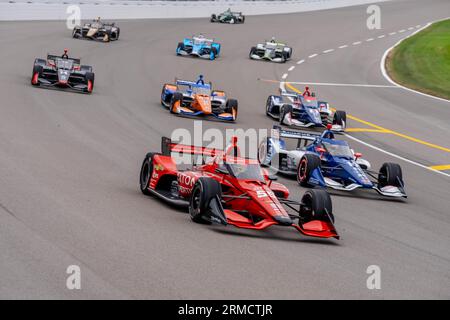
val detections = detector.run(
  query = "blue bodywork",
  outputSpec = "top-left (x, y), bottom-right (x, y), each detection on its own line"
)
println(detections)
top-left (268, 94), bottom-right (328, 127)
top-left (265, 127), bottom-right (373, 188)
top-left (176, 36), bottom-right (221, 60)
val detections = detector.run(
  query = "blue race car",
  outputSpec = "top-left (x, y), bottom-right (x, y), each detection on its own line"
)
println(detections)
top-left (176, 34), bottom-right (221, 60)
top-left (258, 125), bottom-right (406, 198)
top-left (161, 78), bottom-right (237, 121)
top-left (266, 90), bottom-right (346, 132)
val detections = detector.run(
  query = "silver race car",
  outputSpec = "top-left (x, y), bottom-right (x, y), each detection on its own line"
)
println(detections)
top-left (72, 18), bottom-right (120, 42)
top-left (249, 38), bottom-right (292, 63)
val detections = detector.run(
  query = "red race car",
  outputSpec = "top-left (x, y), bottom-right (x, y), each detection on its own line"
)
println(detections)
top-left (139, 137), bottom-right (339, 239)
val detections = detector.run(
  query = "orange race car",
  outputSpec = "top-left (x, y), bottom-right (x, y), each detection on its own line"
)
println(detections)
top-left (160, 78), bottom-right (238, 121)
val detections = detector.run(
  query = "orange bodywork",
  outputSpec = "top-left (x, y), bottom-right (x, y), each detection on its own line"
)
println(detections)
top-left (189, 94), bottom-right (212, 114)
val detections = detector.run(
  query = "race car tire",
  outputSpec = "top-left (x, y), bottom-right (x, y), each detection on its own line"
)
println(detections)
top-left (225, 99), bottom-right (238, 120)
top-left (84, 72), bottom-right (95, 93)
top-left (265, 96), bottom-right (274, 116)
top-left (241, 16), bottom-right (245, 23)
top-left (72, 28), bottom-right (81, 38)
top-left (297, 153), bottom-right (321, 187)
top-left (258, 138), bottom-right (270, 167)
top-left (176, 42), bottom-right (184, 55)
top-left (333, 110), bottom-right (347, 128)
top-left (140, 153), bottom-right (159, 196)
top-left (210, 14), bottom-right (216, 22)
top-left (378, 162), bottom-right (403, 188)
top-left (300, 189), bottom-right (334, 223)
top-left (249, 47), bottom-right (257, 59)
top-left (189, 177), bottom-right (222, 224)
top-left (161, 84), bottom-right (172, 106)
top-left (170, 92), bottom-right (183, 113)
top-left (210, 47), bottom-right (218, 60)
top-left (279, 104), bottom-right (293, 125)
top-left (282, 51), bottom-right (289, 63)
top-left (31, 64), bottom-right (43, 86)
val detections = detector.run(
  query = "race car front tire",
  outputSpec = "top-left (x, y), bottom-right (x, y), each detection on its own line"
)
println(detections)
top-left (279, 104), bottom-right (293, 125)
top-left (225, 99), bottom-right (238, 120)
top-left (31, 65), bottom-right (42, 86)
top-left (378, 162), bottom-right (403, 188)
top-left (140, 153), bottom-right (158, 196)
top-left (170, 92), bottom-right (183, 113)
top-left (189, 177), bottom-right (222, 224)
top-left (84, 72), bottom-right (95, 93)
top-left (210, 47), bottom-right (218, 60)
top-left (300, 189), bottom-right (334, 223)
top-left (297, 153), bottom-right (321, 187)
top-left (249, 47), bottom-right (257, 59)
top-left (210, 14), bottom-right (216, 22)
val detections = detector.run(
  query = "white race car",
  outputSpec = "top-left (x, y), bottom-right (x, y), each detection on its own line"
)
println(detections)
top-left (249, 40), bottom-right (292, 63)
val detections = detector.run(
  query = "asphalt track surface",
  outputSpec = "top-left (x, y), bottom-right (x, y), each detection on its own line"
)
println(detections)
top-left (1, 0), bottom-right (449, 299)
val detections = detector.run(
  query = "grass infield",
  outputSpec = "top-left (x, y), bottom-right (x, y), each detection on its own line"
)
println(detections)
top-left (386, 19), bottom-right (450, 100)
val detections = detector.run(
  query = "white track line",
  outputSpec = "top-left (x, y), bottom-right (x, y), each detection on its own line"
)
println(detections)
top-left (281, 73), bottom-right (288, 80)
top-left (282, 81), bottom-right (399, 88)
top-left (338, 45), bottom-right (348, 49)
top-left (366, 38), bottom-right (374, 42)
top-left (308, 53), bottom-right (318, 58)
top-left (389, 32), bottom-right (397, 35)
top-left (345, 134), bottom-right (450, 178)
top-left (377, 35), bottom-right (385, 39)
top-left (353, 41), bottom-right (362, 45)
top-left (380, 18), bottom-right (450, 103)
top-left (323, 49), bottom-right (335, 53)
top-left (296, 59), bottom-right (305, 64)
top-left (288, 66), bottom-right (295, 71)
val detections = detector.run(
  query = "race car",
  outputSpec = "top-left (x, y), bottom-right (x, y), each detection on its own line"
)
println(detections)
top-left (266, 89), bottom-right (347, 131)
top-left (176, 35), bottom-right (221, 60)
top-left (210, 8), bottom-right (245, 24)
top-left (249, 39), bottom-right (292, 63)
top-left (139, 136), bottom-right (339, 239)
top-left (31, 51), bottom-right (94, 93)
top-left (258, 125), bottom-right (407, 198)
top-left (160, 78), bottom-right (237, 121)
top-left (72, 18), bottom-right (120, 42)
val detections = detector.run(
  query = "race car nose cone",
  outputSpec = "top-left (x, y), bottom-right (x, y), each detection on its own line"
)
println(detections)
top-left (273, 215), bottom-right (293, 226)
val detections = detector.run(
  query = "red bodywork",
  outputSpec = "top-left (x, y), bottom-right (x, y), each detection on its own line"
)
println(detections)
top-left (144, 138), bottom-right (339, 239)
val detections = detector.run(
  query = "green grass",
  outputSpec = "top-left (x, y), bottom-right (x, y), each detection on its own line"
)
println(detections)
top-left (386, 19), bottom-right (450, 100)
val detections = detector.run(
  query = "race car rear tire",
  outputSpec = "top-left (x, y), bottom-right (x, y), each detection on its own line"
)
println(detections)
top-left (378, 162), bottom-right (403, 188)
top-left (282, 51), bottom-right (289, 63)
top-left (189, 177), bottom-right (222, 224)
top-left (170, 92), bottom-right (183, 113)
top-left (140, 153), bottom-right (159, 196)
top-left (258, 138), bottom-right (270, 167)
top-left (241, 16), bottom-right (245, 23)
top-left (297, 154), bottom-right (321, 187)
top-left (249, 47), bottom-right (257, 59)
top-left (210, 14), bottom-right (216, 22)
top-left (72, 28), bottom-right (81, 38)
top-left (279, 104), bottom-right (293, 125)
top-left (225, 99), bottom-right (238, 120)
top-left (300, 189), bottom-right (334, 223)
top-left (333, 110), bottom-right (347, 128)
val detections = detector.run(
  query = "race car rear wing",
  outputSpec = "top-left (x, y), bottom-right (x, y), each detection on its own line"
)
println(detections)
top-left (272, 125), bottom-right (320, 141)
top-left (161, 137), bottom-right (223, 157)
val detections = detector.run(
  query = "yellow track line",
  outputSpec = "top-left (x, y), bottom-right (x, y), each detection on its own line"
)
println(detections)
top-left (429, 164), bottom-right (450, 171)
top-left (345, 128), bottom-right (388, 133)
top-left (285, 83), bottom-right (450, 153)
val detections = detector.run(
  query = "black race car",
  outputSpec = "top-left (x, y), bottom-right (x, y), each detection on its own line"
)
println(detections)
top-left (31, 51), bottom-right (95, 93)
top-left (72, 18), bottom-right (120, 42)
top-left (210, 9), bottom-right (245, 24)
